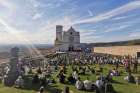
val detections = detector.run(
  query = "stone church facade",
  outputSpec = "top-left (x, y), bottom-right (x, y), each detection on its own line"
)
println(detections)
top-left (55, 25), bottom-right (80, 51)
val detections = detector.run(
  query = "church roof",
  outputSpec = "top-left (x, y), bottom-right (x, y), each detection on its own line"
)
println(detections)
top-left (67, 26), bottom-right (76, 32)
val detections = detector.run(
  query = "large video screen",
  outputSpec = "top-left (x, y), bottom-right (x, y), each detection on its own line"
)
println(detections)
top-left (137, 52), bottom-right (140, 58)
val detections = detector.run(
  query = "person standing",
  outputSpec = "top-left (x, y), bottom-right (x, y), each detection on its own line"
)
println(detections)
top-left (133, 58), bottom-right (138, 73)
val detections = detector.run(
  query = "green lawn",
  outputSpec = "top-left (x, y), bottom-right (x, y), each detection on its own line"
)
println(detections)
top-left (0, 65), bottom-right (140, 93)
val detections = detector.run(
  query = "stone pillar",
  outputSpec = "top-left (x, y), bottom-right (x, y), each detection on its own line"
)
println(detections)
top-left (4, 47), bottom-right (20, 86)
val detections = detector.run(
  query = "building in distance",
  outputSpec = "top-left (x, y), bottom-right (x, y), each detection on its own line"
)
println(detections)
top-left (55, 25), bottom-right (80, 51)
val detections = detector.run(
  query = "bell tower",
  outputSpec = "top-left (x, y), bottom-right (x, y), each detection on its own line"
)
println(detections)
top-left (55, 25), bottom-right (63, 46)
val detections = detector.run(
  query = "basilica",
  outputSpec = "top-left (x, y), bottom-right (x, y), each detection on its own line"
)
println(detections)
top-left (55, 25), bottom-right (80, 51)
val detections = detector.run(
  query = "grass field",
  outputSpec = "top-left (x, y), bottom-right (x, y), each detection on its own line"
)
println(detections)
top-left (0, 65), bottom-right (140, 93)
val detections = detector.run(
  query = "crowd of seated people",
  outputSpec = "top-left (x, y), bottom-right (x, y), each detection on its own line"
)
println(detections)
top-left (33, 63), bottom-right (139, 93)
top-left (1, 52), bottom-right (137, 93)
top-left (56, 65), bottom-right (117, 93)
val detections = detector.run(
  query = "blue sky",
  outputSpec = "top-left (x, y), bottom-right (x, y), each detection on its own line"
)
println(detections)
top-left (0, 0), bottom-right (140, 44)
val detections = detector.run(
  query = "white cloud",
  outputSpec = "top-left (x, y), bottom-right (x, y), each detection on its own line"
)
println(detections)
top-left (105, 25), bottom-right (130, 32)
top-left (28, 0), bottom-right (40, 8)
top-left (112, 16), bottom-right (128, 20)
top-left (74, 1), bottom-right (140, 25)
top-left (0, 15), bottom-right (76, 44)
top-left (80, 29), bottom-right (96, 36)
top-left (0, 17), bottom-right (48, 58)
top-left (129, 32), bottom-right (140, 37)
top-left (0, 0), bottom-right (140, 44)
top-left (81, 35), bottom-right (102, 43)
top-left (112, 14), bottom-right (137, 20)
top-left (32, 13), bottom-right (43, 20)
top-left (0, 0), bottom-right (16, 10)
top-left (0, 18), bottom-right (30, 43)
top-left (42, 16), bottom-right (74, 31)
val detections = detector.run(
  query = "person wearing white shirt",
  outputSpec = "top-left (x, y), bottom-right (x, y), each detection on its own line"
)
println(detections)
top-left (72, 71), bottom-right (78, 80)
top-left (95, 77), bottom-right (104, 89)
top-left (75, 77), bottom-right (84, 90)
top-left (83, 77), bottom-right (92, 91)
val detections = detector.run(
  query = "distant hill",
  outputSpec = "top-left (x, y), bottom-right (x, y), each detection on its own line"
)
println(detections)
top-left (0, 52), bottom-right (10, 59)
top-left (89, 39), bottom-right (140, 47)
top-left (0, 44), bottom-right (53, 51)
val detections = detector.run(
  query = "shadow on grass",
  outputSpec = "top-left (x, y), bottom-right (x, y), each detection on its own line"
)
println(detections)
top-left (112, 80), bottom-right (125, 85)
top-left (19, 75), bottom-right (62, 93)
top-left (45, 85), bottom-right (62, 93)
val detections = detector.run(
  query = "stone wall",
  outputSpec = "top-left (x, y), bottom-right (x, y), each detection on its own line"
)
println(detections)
top-left (93, 45), bottom-right (140, 57)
